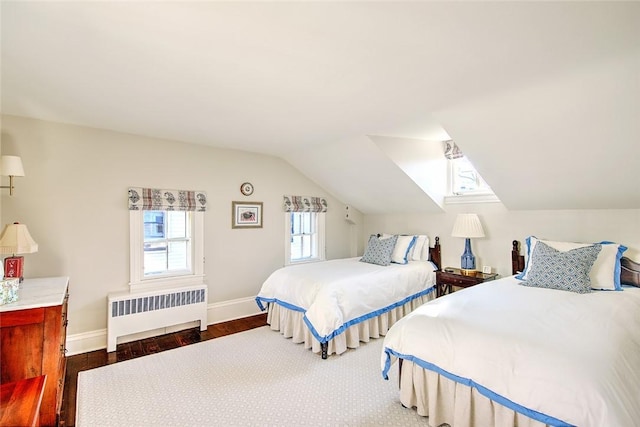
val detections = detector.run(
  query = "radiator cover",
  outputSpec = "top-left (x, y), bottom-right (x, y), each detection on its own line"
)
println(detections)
top-left (107, 284), bottom-right (208, 352)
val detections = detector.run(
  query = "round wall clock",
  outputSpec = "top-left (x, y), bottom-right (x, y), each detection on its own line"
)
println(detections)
top-left (240, 182), bottom-right (254, 196)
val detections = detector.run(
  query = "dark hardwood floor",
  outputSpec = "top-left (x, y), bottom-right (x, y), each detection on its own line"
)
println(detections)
top-left (61, 313), bottom-right (267, 427)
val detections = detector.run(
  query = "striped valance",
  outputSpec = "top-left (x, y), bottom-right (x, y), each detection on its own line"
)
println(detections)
top-left (283, 195), bottom-right (328, 213)
top-left (443, 140), bottom-right (463, 160)
top-left (128, 187), bottom-right (207, 211)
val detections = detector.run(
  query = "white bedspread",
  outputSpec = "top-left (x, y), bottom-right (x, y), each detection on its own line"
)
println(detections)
top-left (382, 276), bottom-right (640, 426)
top-left (256, 258), bottom-right (436, 343)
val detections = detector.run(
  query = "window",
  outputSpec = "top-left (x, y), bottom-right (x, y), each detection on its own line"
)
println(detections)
top-left (446, 156), bottom-right (499, 204)
top-left (143, 211), bottom-right (190, 277)
top-left (128, 187), bottom-right (206, 290)
top-left (285, 212), bottom-right (325, 265)
top-left (450, 156), bottom-right (492, 195)
top-left (130, 209), bottom-right (204, 290)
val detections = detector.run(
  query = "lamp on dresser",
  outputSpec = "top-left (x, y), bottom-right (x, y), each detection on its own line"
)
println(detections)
top-left (0, 222), bottom-right (38, 282)
top-left (451, 213), bottom-right (485, 274)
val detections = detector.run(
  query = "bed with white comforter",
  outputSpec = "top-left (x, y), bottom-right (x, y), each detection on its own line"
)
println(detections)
top-left (257, 257), bottom-right (438, 358)
top-left (382, 275), bottom-right (640, 427)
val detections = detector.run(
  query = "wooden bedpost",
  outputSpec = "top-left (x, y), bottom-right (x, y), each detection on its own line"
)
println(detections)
top-left (511, 240), bottom-right (525, 275)
top-left (321, 342), bottom-right (328, 359)
top-left (430, 237), bottom-right (441, 271)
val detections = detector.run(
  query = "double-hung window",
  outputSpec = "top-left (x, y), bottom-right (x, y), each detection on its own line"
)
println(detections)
top-left (129, 188), bottom-right (206, 290)
top-left (283, 195), bottom-right (327, 265)
top-left (286, 212), bottom-right (325, 264)
top-left (142, 210), bottom-right (191, 277)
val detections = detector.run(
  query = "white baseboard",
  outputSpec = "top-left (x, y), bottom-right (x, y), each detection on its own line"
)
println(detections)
top-left (66, 296), bottom-right (264, 356)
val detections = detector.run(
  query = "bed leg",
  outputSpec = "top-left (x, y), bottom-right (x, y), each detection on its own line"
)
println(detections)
top-left (321, 342), bottom-right (328, 359)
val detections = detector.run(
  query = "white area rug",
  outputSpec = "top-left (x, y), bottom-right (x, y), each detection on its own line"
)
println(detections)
top-left (77, 326), bottom-right (429, 426)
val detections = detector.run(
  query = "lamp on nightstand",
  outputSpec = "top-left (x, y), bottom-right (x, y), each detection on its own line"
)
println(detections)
top-left (0, 222), bottom-right (38, 282)
top-left (451, 213), bottom-right (485, 274)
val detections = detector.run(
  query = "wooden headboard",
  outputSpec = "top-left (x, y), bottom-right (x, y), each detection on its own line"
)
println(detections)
top-left (621, 257), bottom-right (640, 287)
top-left (430, 236), bottom-right (441, 271)
top-left (511, 239), bottom-right (640, 287)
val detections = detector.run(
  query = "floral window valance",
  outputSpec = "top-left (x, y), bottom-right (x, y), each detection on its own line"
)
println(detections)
top-left (443, 140), bottom-right (464, 160)
top-left (283, 195), bottom-right (328, 213)
top-left (128, 187), bottom-right (207, 211)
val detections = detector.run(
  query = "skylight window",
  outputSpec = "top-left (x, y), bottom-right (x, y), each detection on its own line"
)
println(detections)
top-left (443, 140), bottom-right (499, 204)
top-left (450, 156), bottom-right (493, 195)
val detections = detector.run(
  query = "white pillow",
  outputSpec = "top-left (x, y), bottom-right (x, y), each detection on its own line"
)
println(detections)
top-left (391, 235), bottom-right (417, 265)
top-left (517, 236), bottom-right (627, 290)
top-left (410, 235), bottom-right (430, 261)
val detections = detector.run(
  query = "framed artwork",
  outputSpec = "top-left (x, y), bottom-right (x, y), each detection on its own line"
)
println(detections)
top-left (232, 201), bottom-right (263, 228)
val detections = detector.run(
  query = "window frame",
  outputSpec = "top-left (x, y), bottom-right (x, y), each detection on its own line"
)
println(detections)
top-left (129, 210), bottom-right (205, 291)
top-left (284, 212), bottom-right (326, 265)
top-left (445, 156), bottom-right (500, 204)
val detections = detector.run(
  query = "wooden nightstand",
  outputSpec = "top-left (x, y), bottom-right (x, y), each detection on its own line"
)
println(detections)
top-left (436, 268), bottom-right (498, 297)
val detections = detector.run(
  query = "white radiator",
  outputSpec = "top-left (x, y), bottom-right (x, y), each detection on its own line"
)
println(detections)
top-left (107, 284), bottom-right (208, 352)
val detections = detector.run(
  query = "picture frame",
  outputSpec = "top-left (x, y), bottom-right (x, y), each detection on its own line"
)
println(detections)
top-left (232, 201), bottom-right (263, 229)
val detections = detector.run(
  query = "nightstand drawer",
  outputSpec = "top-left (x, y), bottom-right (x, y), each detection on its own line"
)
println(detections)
top-left (440, 274), bottom-right (478, 286)
top-left (436, 268), bottom-right (498, 297)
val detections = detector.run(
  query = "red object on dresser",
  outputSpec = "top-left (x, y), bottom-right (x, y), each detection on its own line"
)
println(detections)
top-left (4, 255), bottom-right (24, 281)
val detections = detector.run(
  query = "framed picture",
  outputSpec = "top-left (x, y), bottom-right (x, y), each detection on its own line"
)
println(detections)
top-left (232, 201), bottom-right (263, 228)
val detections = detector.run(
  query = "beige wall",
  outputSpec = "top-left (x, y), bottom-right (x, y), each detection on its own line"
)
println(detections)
top-left (1, 115), bottom-right (363, 335)
top-left (365, 203), bottom-right (640, 278)
top-left (3, 114), bottom-right (638, 342)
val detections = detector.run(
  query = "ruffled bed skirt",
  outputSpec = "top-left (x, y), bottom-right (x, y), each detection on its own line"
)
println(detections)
top-left (265, 292), bottom-right (434, 357)
top-left (398, 360), bottom-right (549, 427)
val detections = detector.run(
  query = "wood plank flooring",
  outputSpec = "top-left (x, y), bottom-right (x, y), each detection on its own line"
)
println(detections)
top-left (61, 313), bottom-right (267, 427)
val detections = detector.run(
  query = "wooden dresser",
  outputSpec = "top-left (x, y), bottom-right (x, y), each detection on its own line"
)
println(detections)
top-left (0, 277), bottom-right (69, 426)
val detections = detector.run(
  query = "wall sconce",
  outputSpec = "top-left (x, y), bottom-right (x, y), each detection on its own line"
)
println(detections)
top-left (0, 155), bottom-right (25, 196)
top-left (0, 222), bottom-right (38, 282)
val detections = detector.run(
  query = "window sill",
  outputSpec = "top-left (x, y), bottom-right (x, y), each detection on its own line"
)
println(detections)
top-left (444, 193), bottom-right (501, 204)
top-left (129, 274), bottom-right (206, 292)
top-left (287, 258), bottom-right (325, 266)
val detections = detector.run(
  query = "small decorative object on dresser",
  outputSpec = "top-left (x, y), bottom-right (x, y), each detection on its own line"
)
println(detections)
top-left (436, 267), bottom-right (498, 297)
top-left (0, 222), bottom-right (39, 282)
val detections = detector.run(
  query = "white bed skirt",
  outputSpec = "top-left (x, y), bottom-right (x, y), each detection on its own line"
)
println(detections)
top-left (266, 293), bottom-right (434, 357)
top-left (398, 360), bottom-right (549, 427)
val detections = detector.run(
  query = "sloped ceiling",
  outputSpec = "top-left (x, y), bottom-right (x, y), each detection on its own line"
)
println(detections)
top-left (2, 2), bottom-right (639, 213)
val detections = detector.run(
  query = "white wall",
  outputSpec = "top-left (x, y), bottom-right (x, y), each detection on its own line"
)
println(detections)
top-left (365, 202), bottom-right (640, 278)
top-left (0, 115), bottom-right (364, 340)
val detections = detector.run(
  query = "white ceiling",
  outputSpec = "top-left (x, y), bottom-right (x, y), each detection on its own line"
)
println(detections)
top-left (2, 1), bottom-right (639, 213)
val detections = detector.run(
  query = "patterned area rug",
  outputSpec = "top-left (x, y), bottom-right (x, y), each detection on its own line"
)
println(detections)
top-left (77, 326), bottom-right (430, 426)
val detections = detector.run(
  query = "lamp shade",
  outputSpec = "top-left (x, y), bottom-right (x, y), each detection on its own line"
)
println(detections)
top-left (451, 214), bottom-right (485, 238)
top-left (0, 156), bottom-right (25, 177)
top-left (0, 222), bottom-right (38, 254)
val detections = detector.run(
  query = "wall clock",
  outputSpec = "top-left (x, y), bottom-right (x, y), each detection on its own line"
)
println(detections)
top-left (240, 182), bottom-right (254, 196)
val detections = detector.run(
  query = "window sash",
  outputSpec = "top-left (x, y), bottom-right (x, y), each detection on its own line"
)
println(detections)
top-left (285, 212), bottom-right (325, 265)
top-left (130, 210), bottom-right (204, 290)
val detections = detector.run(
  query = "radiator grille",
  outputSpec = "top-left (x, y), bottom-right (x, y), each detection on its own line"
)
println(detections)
top-left (111, 288), bottom-right (206, 318)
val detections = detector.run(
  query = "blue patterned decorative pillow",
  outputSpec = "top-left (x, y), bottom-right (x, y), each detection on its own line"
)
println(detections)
top-left (360, 234), bottom-right (398, 266)
top-left (521, 241), bottom-right (602, 293)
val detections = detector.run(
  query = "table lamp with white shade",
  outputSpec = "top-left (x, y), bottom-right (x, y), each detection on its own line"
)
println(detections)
top-left (0, 222), bottom-right (38, 282)
top-left (451, 213), bottom-right (485, 274)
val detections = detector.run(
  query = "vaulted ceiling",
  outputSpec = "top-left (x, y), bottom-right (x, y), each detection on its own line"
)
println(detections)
top-left (2, 1), bottom-right (638, 214)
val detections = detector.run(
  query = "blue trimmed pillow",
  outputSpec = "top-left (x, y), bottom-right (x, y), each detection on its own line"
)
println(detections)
top-left (391, 235), bottom-right (417, 264)
top-left (516, 236), bottom-right (627, 290)
top-left (520, 241), bottom-right (602, 293)
top-left (360, 234), bottom-right (398, 266)
top-left (409, 235), bottom-right (430, 261)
